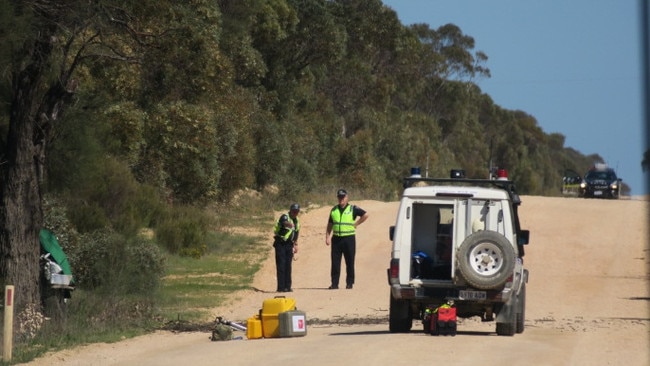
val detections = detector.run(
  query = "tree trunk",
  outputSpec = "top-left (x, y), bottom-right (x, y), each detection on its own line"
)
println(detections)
top-left (0, 81), bottom-right (45, 317)
top-left (0, 22), bottom-right (55, 318)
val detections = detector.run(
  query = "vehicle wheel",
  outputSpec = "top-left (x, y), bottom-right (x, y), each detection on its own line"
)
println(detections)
top-left (496, 296), bottom-right (516, 336)
top-left (496, 318), bottom-right (516, 336)
top-left (516, 282), bottom-right (526, 334)
top-left (457, 231), bottom-right (516, 290)
top-left (389, 294), bottom-right (412, 333)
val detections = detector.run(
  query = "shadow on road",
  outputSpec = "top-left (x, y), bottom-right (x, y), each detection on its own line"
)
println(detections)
top-left (327, 329), bottom-right (494, 337)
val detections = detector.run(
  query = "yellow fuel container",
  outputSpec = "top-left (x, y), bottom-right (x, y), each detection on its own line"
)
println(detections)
top-left (246, 314), bottom-right (263, 339)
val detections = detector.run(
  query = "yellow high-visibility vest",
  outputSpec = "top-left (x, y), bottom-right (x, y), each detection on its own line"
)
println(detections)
top-left (274, 213), bottom-right (299, 242)
top-left (330, 205), bottom-right (355, 237)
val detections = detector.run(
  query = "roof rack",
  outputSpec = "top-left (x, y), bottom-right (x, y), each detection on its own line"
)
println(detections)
top-left (404, 176), bottom-right (513, 189)
top-left (402, 176), bottom-right (521, 205)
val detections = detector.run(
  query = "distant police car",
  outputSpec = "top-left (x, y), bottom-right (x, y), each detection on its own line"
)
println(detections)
top-left (579, 164), bottom-right (621, 199)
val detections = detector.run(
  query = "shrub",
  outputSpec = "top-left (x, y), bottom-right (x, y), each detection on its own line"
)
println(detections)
top-left (73, 229), bottom-right (166, 295)
top-left (122, 236), bottom-right (167, 294)
top-left (155, 205), bottom-right (210, 258)
top-left (65, 157), bottom-right (166, 236)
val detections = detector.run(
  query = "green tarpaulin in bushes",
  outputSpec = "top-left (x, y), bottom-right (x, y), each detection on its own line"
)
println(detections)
top-left (39, 228), bottom-right (73, 276)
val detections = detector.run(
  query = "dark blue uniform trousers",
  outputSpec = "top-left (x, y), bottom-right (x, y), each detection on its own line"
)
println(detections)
top-left (330, 235), bottom-right (356, 288)
top-left (274, 239), bottom-right (294, 291)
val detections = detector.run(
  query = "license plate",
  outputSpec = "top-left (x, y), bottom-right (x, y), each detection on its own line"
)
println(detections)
top-left (459, 290), bottom-right (486, 300)
top-left (594, 190), bottom-right (602, 196)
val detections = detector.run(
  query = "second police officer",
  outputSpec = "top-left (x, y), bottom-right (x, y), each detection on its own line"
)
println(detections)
top-left (273, 203), bottom-right (301, 292)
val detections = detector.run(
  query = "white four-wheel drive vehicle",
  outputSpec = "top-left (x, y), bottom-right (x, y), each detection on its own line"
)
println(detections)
top-left (387, 170), bottom-right (530, 336)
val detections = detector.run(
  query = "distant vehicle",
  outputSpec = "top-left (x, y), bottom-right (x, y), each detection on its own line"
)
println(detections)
top-left (579, 164), bottom-right (621, 199)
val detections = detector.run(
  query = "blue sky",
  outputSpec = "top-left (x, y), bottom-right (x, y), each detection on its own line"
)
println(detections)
top-left (383, 0), bottom-right (648, 195)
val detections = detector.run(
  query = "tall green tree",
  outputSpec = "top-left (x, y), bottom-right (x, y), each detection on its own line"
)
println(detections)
top-left (0, 0), bottom-right (165, 317)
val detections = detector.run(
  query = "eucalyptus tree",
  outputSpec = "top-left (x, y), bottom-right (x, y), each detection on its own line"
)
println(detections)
top-left (0, 0), bottom-right (194, 320)
top-left (321, 0), bottom-right (402, 135)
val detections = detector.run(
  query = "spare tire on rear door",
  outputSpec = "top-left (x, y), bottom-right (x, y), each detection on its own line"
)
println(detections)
top-left (457, 231), bottom-right (516, 290)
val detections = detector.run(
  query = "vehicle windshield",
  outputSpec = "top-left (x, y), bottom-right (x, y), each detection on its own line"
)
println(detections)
top-left (585, 171), bottom-right (617, 181)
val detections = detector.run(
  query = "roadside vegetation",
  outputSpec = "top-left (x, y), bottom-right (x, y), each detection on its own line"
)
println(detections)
top-left (3, 194), bottom-right (278, 364)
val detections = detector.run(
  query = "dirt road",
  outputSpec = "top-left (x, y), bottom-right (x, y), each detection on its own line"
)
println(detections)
top-left (22, 196), bottom-right (649, 366)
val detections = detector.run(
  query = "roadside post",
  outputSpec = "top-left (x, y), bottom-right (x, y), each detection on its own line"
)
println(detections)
top-left (3, 285), bottom-right (14, 362)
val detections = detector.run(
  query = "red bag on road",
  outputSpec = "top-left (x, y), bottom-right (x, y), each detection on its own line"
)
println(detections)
top-left (430, 305), bottom-right (457, 336)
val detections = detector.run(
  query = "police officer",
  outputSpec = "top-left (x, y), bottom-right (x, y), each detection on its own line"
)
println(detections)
top-left (325, 189), bottom-right (368, 289)
top-left (273, 203), bottom-right (300, 292)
